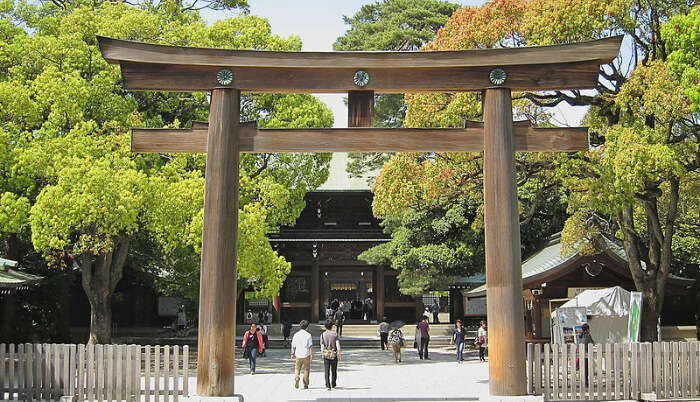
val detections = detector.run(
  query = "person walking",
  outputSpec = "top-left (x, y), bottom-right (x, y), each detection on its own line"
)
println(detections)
top-left (418, 315), bottom-right (430, 360)
top-left (477, 320), bottom-right (488, 362)
top-left (320, 319), bottom-right (341, 390)
top-left (259, 320), bottom-right (269, 357)
top-left (388, 327), bottom-right (404, 363)
top-left (378, 317), bottom-right (390, 350)
top-left (334, 305), bottom-right (345, 337)
top-left (291, 320), bottom-right (313, 389)
top-left (452, 319), bottom-right (466, 363)
top-left (432, 299), bottom-right (440, 324)
top-left (282, 317), bottom-right (292, 347)
top-left (242, 323), bottom-right (264, 374)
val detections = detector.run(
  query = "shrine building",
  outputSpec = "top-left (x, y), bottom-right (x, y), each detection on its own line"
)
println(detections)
top-left (242, 153), bottom-right (421, 324)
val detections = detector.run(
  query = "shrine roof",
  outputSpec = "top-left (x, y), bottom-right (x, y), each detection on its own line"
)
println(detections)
top-left (466, 234), bottom-right (695, 297)
top-left (0, 258), bottom-right (43, 292)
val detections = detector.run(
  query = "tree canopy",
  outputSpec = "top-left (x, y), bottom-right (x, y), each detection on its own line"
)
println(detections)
top-left (367, 0), bottom-right (699, 339)
top-left (0, 0), bottom-right (333, 342)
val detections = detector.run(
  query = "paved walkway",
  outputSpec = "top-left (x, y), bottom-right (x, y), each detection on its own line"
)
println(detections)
top-left (194, 347), bottom-right (492, 401)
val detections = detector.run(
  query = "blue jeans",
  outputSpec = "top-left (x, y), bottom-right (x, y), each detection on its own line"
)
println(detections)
top-left (456, 342), bottom-right (464, 361)
top-left (249, 348), bottom-right (258, 372)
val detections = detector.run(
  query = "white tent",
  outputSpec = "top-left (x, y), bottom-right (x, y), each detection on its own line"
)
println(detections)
top-left (552, 286), bottom-right (633, 344)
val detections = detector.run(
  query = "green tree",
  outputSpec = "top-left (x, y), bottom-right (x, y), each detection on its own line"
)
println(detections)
top-left (1, 1), bottom-right (333, 343)
top-left (401, 0), bottom-right (699, 340)
top-left (333, 0), bottom-right (460, 180)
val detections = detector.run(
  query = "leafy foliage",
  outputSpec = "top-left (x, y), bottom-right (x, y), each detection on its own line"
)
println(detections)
top-left (0, 0), bottom-right (332, 341)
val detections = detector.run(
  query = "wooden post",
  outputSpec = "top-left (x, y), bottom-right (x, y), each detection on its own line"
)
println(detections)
top-left (311, 260), bottom-right (320, 323)
top-left (376, 264), bottom-right (385, 321)
top-left (272, 295), bottom-right (281, 323)
top-left (197, 88), bottom-right (239, 397)
top-left (483, 88), bottom-right (527, 396)
top-left (348, 91), bottom-right (374, 127)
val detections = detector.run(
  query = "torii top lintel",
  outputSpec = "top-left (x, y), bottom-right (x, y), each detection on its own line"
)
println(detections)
top-left (97, 36), bottom-right (622, 93)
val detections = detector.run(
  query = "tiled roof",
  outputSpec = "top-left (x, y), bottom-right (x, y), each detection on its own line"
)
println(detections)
top-left (466, 234), bottom-right (694, 297)
top-left (0, 258), bottom-right (43, 291)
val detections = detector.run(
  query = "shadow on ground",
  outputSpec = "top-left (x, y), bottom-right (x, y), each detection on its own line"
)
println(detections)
top-left (237, 348), bottom-right (484, 375)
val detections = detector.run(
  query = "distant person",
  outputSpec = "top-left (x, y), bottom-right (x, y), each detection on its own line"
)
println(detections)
top-left (365, 296), bottom-right (373, 321)
top-left (320, 319), bottom-right (342, 390)
top-left (362, 301), bottom-right (369, 321)
top-left (259, 320), bottom-right (269, 357)
top-left (388, 327), bottom-right (404, 363)
top-left (291, 320), bottom-right (313, 389)
top-left (334, 304), bottom-right (345, 337)
top-left (258, 310), bottom-right (264, 324)
top-left (242, 323), bottom-right (264, 374)
top-left (325, 304), bottom-right (333, 320)
top-left (378, 317), bottom-right (390, 350)
top-left (282, 317), bottom-right (292, 347)
top-left (176, 307), bottom-right (187, 331)
top-left (418, 315), bottom-right (430, 360)
top-left (452, 319), bottom-right (466, 363)
top-left (432, 299), bottom-right (440, 324)
top-left (579, 323), bottom-right (594, 383)
top-left (414, 321), bottom-right (422, 357)
top-left (246, 309), bottom-right (254, 324)
top-left (331, 298), bottom-right (339, 311)
top-left (477, 320), bottom-right (488, 362)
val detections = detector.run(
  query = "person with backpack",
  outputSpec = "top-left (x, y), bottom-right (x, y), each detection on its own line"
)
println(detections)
top-left (378, 317), bottom-right (390, 350)
top-left (334, 304), bottom-right (345, 337)
top-left (320, 319), bottom-right (341, 390)
top-left (388, 327), bottom-right (405, 363)
top-left (241, 323), bottom-right (264, 374)
top-left (452, 319), bottom-right (466, 363)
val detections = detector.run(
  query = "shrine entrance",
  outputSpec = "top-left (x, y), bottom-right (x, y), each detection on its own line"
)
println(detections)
top-left (98, 35), bottom-right (622, 399)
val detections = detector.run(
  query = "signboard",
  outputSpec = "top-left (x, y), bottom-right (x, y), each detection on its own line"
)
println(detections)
top-left (567, 287), bottom-right (606, 298)
top-left (158, 297), bottom-right (181, 317)
top-left (628, 291), bottom-right (643, 342)
top-left (464, 296), bottom-right (487, 316)
top-left (554, 307), bottom-right (587, 344)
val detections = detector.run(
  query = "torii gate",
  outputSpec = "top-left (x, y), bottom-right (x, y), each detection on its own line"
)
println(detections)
top-left (98, 35), bottom-right (622, 400)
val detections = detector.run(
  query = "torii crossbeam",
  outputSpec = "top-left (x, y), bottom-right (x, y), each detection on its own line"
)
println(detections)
top-left (98, 35), bottom-right (622, 400)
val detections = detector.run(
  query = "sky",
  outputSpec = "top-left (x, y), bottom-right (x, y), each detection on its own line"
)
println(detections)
top-left (203, 0), bottom-right (590, 128)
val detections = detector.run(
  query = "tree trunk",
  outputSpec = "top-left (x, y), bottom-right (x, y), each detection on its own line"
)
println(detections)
top-left (641, 285), bottom-right (661, 342)
top-left (88, 295), bottom-right (113, 344)
top-left (81, 236), bottom-right (129, 345)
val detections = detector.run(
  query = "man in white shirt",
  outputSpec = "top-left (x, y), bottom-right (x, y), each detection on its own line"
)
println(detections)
top-left (291, 319), bottom-right (313, 389)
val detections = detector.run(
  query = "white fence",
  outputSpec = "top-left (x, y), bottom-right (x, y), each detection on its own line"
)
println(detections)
top-left (527, 341), bottom-right (700, 401)
top-left (0, 343), bottom-right (189, 401)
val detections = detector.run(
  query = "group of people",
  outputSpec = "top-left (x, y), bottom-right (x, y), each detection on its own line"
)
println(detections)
top-left (245, 309), bottom-right (272, 325)
top-left (242, 315), bottom-right (490, 389)
top-left (291, 319), bottom-right (342, 390)
top-left (325, 296), bottom-right (374, 323)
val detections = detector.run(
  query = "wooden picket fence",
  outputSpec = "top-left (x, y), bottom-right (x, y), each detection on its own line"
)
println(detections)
top-left (0, 343), bottom-right (190, 401)
top-left (527, 341), bottom-right (700, 401)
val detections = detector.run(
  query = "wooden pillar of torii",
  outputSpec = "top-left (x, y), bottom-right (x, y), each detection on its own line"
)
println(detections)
top-left (98, 35), bottom-right (621, 399)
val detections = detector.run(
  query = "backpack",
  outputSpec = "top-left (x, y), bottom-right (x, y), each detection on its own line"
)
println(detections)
top-left (321, 331), bottom-right (338, 360)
